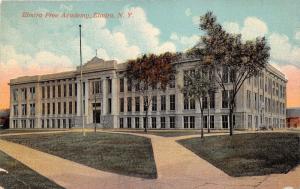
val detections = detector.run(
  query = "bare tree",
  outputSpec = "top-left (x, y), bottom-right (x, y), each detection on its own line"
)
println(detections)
top-left (193, 11), bottom-right (270, 135)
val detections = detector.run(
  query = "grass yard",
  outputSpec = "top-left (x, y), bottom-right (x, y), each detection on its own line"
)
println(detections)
top-left (0, 129), bottom-right (67, 135)
top-left (115, 129), bottom-right (227, 137)
top-left (178, 133), bottom-right (300, 177)
top-left (0, 151), bottom-right (63, 189)
top-left (2, 132), bottom-right (157, 179)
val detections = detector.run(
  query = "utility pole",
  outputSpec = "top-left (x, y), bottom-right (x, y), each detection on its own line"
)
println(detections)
top-left (79, 24), bottom-right (85, 136)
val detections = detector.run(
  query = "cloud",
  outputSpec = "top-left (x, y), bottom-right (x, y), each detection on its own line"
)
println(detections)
top-left (170, 32), bottom-right (199, 50)
top-left (295, 31), bottom-right (300, 40)
top-left (0, 45), bottom-right (74, 109)
top-left (271, 63), bottom-right (300, 108)
top-left (223, 17), bottom-right (268, 41)
top-left (269, 33), bottom-right (300, 66)
top-left (114, 6), bottom-right (176, 55)
top-left (192, 16), bottom-right (199, 26)
top-left (185, 8), bottom-right (192, 17)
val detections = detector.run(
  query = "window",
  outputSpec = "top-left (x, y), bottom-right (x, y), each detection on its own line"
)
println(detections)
top-left (203, 97), bottom-right (208, 109)
top-left (75, 101), bottom-right (77, 114)
top-left (108, 98), bottom-right (112, 114)
top-left (57, 119), bottom-right (60, 128)
top-left (143, 117), bottom-right (147, 129)
top-left (184, 116), bottom-right (189, 128)
top-left (248, 115), bottom-right (252, 128)
top-left (135, 97), bottom-right (140, 112)
top-left (190, 116), bottom-right (195, 128)
top-left (30, 103), bottom-right (35, 115)
top-left (13, 105), bottom-right (18, 116)
top-left (58, 85), bottom-right (61, 97)
top-left (222, 90), bottom-right (232, 108)
top-left (69, 101), bottom-right (72, 114)
top-left (69, 83), bottom-right (72, 96)
top-left (135, 117), bottom-right (139, 128)
top-left (47, 103), bottom-right (50, 115)
top-left (161, 95), bottom-right (166, 111)
top-left (184, 95), bottom-right (189, 110)
top-left (52, 86), bottom-right (56, 98)
top-left (93, 80), bottom-right (101, 94)
top-left (120, 98), bottom-right (124, 112)
top-left (108, 79), bottom-right (112, 94)
top-left (42, 87), bottom-right (45, 99)
top-left (29, 119), bottom-right (35, 128)
top-left (75, 83), bottom-right (77, 96)
top-left (120, 78), bottom-right (124, 92)
top-left (69, 119), bottom-right (72, 128)
top-left (29, 87), bottom-right (35, 100)
top-left (222, 66), bottom-right (229, 83)
top-left (247, 90), bottom-right (251, 109)
top-left (209, 92), bottom-right (215, 108)
top-left (64, 102), bottom-right (67, 114)
top-left (63, 84), bottom-right (66, 97)
top-left (127, 97), bottom-right (132, 112)
top-left (58, 102), bottom-right (61, 114)
top-left (120, 118), bottom-right (124, 128)
top-left (21, 104), bottom-right (27, 115)
top-left (169, 74), bottom-right (175, 88)
top-left (127, 79), bottom-right (132, 92)
top-left (127, 117), bottom-right (131, 128)
top-left (151, 117), bottom-right (156, 128)
top-left (135, 82), bottom-right (140, 91)
top-left (222, 115), bottom-right (228, 129)
top-left (152, 96), bottom-right (157, 111)
top-left (13, 89), bottom-right (18, 102)
top-left (52, 103), bottom-right (55, 114)
top-left (63, 119), bottom-right (66, 128)
top-left (170, 116), bottom-right (175, 128)
top-left (42, 103), bottom-right (45, 115)
top-left (190, 98), bottom-right (195, 109)
top-left (47, 86), bottom-right (50, 98)
top-left (210, 116), bottom-right (215, 128)
top-left (203, 116), bottom-right (208, 128)
top-left (160, 117), bottom-right (166, 128)
top-left (144, 96), bottom-right (148, 111)
top-left (170, 95), bottom-right (175, 110)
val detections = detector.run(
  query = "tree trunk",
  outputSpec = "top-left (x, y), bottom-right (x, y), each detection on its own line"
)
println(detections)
top-left (144, 105), bottom-right (148, 133)
top-left (200, 109), bottom-right (204, 139)
top-left (229, 108), bottom-right (233, 136)
top-left (207, 96), bottom-right (210, 133)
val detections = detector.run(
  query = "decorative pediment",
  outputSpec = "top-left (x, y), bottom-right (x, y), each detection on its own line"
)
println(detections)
top-left (76, 56), bottom-right (118, 72)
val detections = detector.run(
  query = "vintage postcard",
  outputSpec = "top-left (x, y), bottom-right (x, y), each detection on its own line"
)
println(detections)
top-left (0, 0), bottom-right (299, 189)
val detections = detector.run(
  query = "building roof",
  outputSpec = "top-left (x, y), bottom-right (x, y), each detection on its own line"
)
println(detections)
top-left (287, 108), bottom-right (300, 117)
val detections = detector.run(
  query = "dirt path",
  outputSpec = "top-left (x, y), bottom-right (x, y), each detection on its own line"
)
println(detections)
top-left (0, 130), bottom-right (299, 189)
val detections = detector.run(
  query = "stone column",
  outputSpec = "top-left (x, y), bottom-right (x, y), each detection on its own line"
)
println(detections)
top-left (102, 79), bottom-right (107, 115)
top-left (111, 75), bottom-right (118, 128)
top-left (84, 80), bottom-right (89, 124)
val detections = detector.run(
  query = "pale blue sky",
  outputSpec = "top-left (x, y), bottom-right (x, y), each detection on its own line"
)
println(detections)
top-left (1, 0), bottom-right (300, 64)
top-left (1, 0), bottom-right (300, 108)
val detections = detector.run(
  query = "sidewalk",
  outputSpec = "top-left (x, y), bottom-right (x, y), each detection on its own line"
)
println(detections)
top-left (0, 131), bottom-right (299, 189)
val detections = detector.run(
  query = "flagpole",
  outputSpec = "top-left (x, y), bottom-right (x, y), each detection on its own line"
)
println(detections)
top-left (79, 24), bottom-right (85, 136)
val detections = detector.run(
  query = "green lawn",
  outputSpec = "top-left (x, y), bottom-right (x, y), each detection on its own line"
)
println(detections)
top-left (0, 129), bottom-right (67, 135)
top-left (2, 132), bottom-right (157, 179)
top-left (115, 129), bottom-right (227, 137)
top-left (0, 151), bottom-right (64, 189)
top-left (178, 133), bottom-right (300, 177)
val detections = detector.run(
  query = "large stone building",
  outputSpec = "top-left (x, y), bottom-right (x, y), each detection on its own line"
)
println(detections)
top-left (9, 56), bottom-right (287, 130)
